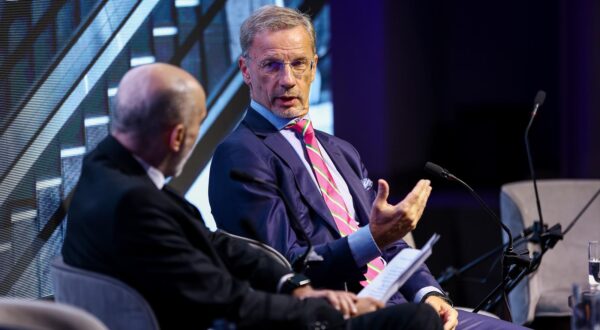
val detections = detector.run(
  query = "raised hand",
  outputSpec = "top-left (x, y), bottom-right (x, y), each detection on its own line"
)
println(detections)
top-left (369, 179), bottom-right (432, 249)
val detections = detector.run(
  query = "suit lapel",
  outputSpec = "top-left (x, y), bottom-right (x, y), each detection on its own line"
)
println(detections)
top-left (243, 109), bottom-right (340, 235)
top-left (316, 133), bottom-right (372, 227)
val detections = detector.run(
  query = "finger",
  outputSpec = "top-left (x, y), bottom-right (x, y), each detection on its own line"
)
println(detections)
top-left (417, 183), bottom-right (432, 205)
top-left (413, 186), bottom-right (432, 220)
top-left (339, 293), bottom-right (357, 317)
top-left (441, 308), bottom-right (458, 330)
top-left (449, 309), bottom-right (459, 330)
top-left (368, 297), bottom-right (384, 309)
top-left (412, 181), bottom-right (431, 207)
top-left (325, 291), bottom-right (341, 311)
top-left (406, 182), bottom-right (432, 220)
top-left (413, 179), bottom-right (430, 196)
top-left (345, 292), bottom-right (358, 300)
top-left (396, 180), bottom-right (428, 211)
top-left (348, 295), bottom-right (358, 315)
top-left (374, 179), bottom-right (390, 206)
top-left (444, 317), bottom-right (458, 330)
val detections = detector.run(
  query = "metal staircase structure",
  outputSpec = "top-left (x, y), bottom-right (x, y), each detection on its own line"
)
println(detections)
top-left (0, 0), bottom-right (329, 299)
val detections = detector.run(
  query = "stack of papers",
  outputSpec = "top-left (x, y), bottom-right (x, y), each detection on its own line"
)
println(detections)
top-left (358, 234), bottom-right (440, 303)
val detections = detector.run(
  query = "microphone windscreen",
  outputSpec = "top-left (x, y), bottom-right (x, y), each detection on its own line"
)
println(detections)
top-left (534, 90), bottom-right (546, 106)
top-left (424, 162), bottom-right (446, 178)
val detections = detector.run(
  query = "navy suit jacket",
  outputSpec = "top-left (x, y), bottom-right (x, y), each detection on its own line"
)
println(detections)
top-left (209, 108), bottom-right (441, 303)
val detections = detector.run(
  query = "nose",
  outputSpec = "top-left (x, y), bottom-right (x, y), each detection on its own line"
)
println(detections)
top-left (278, 64), bottom-right (296, 89)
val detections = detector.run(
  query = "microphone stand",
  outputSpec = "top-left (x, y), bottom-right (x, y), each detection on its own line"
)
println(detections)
top-left (425, 161), bottom-right (531, 319)
top-left (430, 91), bottom-right (550, 316)
top-left (430, 89), bottom-right (596, 314)
top-left (437, 234), bottom-right (529, 285)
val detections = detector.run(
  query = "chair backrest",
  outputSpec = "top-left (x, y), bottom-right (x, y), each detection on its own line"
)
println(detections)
top-left (51, 257), bottom-right (160, 330)
top-left (0, 298), bottom-right (107, 330)
top-left (220, 231), bottom-right (292, 270)
top-left (500, 179), bottom-right (600, 324)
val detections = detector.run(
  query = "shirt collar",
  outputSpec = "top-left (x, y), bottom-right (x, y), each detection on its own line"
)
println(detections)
top-left (250, 99), bottom-right (309, 130)
top-left (133, 155), bottom-right (166, 190)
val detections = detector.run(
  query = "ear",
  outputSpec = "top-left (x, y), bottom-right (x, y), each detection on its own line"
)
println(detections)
top-left (239, 56), bottom-right (251, 84)
top-left (309, 54), bottom-right (319, 83)
top-left (168, 123), bottom-right (186, 152)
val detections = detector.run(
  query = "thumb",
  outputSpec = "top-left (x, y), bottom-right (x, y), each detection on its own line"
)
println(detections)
top-left (374, 179), bottom-right (389, 205)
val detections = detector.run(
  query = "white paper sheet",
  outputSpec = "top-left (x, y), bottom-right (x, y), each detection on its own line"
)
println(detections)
top-left (358, 234), bottom-right (440, 303)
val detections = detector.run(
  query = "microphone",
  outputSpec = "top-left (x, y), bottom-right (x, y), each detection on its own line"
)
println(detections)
top-left (229, 169), bottom-right (322, 273)
top-left (424, 162), bottom-right (517, 253)
top-left (531, 90), bottom-right (546, 118)
top-left (424, 162), bottom-right (456, 181)
top-left (524, 90), bottom-right (547, 239)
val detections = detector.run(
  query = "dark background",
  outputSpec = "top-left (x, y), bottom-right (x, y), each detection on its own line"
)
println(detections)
top-left (330, 0), bottom-right (599, 309)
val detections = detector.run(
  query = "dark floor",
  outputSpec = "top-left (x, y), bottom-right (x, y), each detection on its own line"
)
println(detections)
top-left (526, 316), bottom-right (570, 330)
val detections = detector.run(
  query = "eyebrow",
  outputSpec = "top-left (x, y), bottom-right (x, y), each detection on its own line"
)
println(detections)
top-left (258, 55), bottom-right (311, 63)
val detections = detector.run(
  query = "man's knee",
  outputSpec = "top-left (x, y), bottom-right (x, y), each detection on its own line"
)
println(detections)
top-left (410, 303), bottom-right (443, 329)
top-left (379, 303), bottom-right (443, 329)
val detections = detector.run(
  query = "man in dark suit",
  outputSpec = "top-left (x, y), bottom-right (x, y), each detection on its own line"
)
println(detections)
top-left (62, 63), bottom-right (442, 329)
top-left (210, 5), bottom-right (527, 330)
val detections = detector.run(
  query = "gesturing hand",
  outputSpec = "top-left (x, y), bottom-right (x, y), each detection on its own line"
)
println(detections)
top-left (369, 179), bottom-right (432, 249)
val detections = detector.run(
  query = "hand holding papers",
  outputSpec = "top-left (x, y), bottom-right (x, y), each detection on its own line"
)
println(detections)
top-left (358, 234), bottom-right (440, 303)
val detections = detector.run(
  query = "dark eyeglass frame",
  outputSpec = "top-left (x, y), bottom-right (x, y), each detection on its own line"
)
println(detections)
top-left (245, 55), bottom-right (315, 77)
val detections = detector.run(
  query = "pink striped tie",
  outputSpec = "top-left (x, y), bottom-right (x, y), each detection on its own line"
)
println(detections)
top-left (287, 119), bottom-right (385, 286)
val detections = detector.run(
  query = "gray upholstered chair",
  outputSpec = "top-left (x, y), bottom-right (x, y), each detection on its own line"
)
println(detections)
top-left (51, 257), bottom-right (160, 330)
top-left (0, 298), bottom-right (107, 330)
top-left (500, 179), bottom-right (600, 325)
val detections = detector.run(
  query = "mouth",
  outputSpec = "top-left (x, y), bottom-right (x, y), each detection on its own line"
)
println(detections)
top-left (274, 96), bottom-right (298, 107)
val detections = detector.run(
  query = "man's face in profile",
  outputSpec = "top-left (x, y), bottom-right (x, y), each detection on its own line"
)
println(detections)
top-left (240, 26), bottom-right (318, 119)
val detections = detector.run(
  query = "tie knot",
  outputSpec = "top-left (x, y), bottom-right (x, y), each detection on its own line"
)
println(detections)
top-left (286, 118), bottom-right (313, 137)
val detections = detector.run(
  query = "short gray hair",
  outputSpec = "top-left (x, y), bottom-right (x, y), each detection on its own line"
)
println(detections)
top-left (111, 82), bottom-right (190, 140)
top-left (240, 5), bottom-right (316, 57)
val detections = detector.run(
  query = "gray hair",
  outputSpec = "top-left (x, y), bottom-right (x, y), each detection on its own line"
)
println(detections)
top-left (240, 5), bottom-right (316, 57)
top-left (111, 81), bottom-right (191, 140)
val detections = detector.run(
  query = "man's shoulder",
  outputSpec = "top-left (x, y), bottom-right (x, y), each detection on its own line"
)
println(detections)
top-left (315, 130), bottom-right (361, 157)
top-left (220, 121), bottom-right (256, 143)
top-left (214, 121), bottom-right (269, 157)
top-left (75, 146), bottom-right (157, 212)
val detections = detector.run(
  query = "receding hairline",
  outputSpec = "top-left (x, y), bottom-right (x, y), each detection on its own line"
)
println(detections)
top-left (111, 64), bottom-right (205, 137)
top-left (240, 5), bottom-right (316, 57)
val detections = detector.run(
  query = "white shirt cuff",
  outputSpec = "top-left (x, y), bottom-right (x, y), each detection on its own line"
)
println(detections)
top-left (413, 286), bottom-right (444, 303)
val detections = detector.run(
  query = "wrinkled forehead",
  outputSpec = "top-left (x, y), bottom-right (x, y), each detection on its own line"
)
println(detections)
top-left (247, 26), bottom-right (315, 59)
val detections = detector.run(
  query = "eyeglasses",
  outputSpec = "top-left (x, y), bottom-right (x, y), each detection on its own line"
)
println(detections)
top-left (247, 56), bottom-right (314, 77)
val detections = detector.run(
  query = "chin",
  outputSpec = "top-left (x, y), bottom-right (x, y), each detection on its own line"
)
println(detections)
top-left (272, 107), bottom-right (308, 119)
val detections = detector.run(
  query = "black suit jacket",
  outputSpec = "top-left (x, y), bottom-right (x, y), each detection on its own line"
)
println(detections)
top-left (62, 136), bottom-right (343, 330)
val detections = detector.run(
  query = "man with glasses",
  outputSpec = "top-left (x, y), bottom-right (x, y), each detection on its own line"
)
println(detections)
top-left (210, 5), bottom-right (526, 330)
